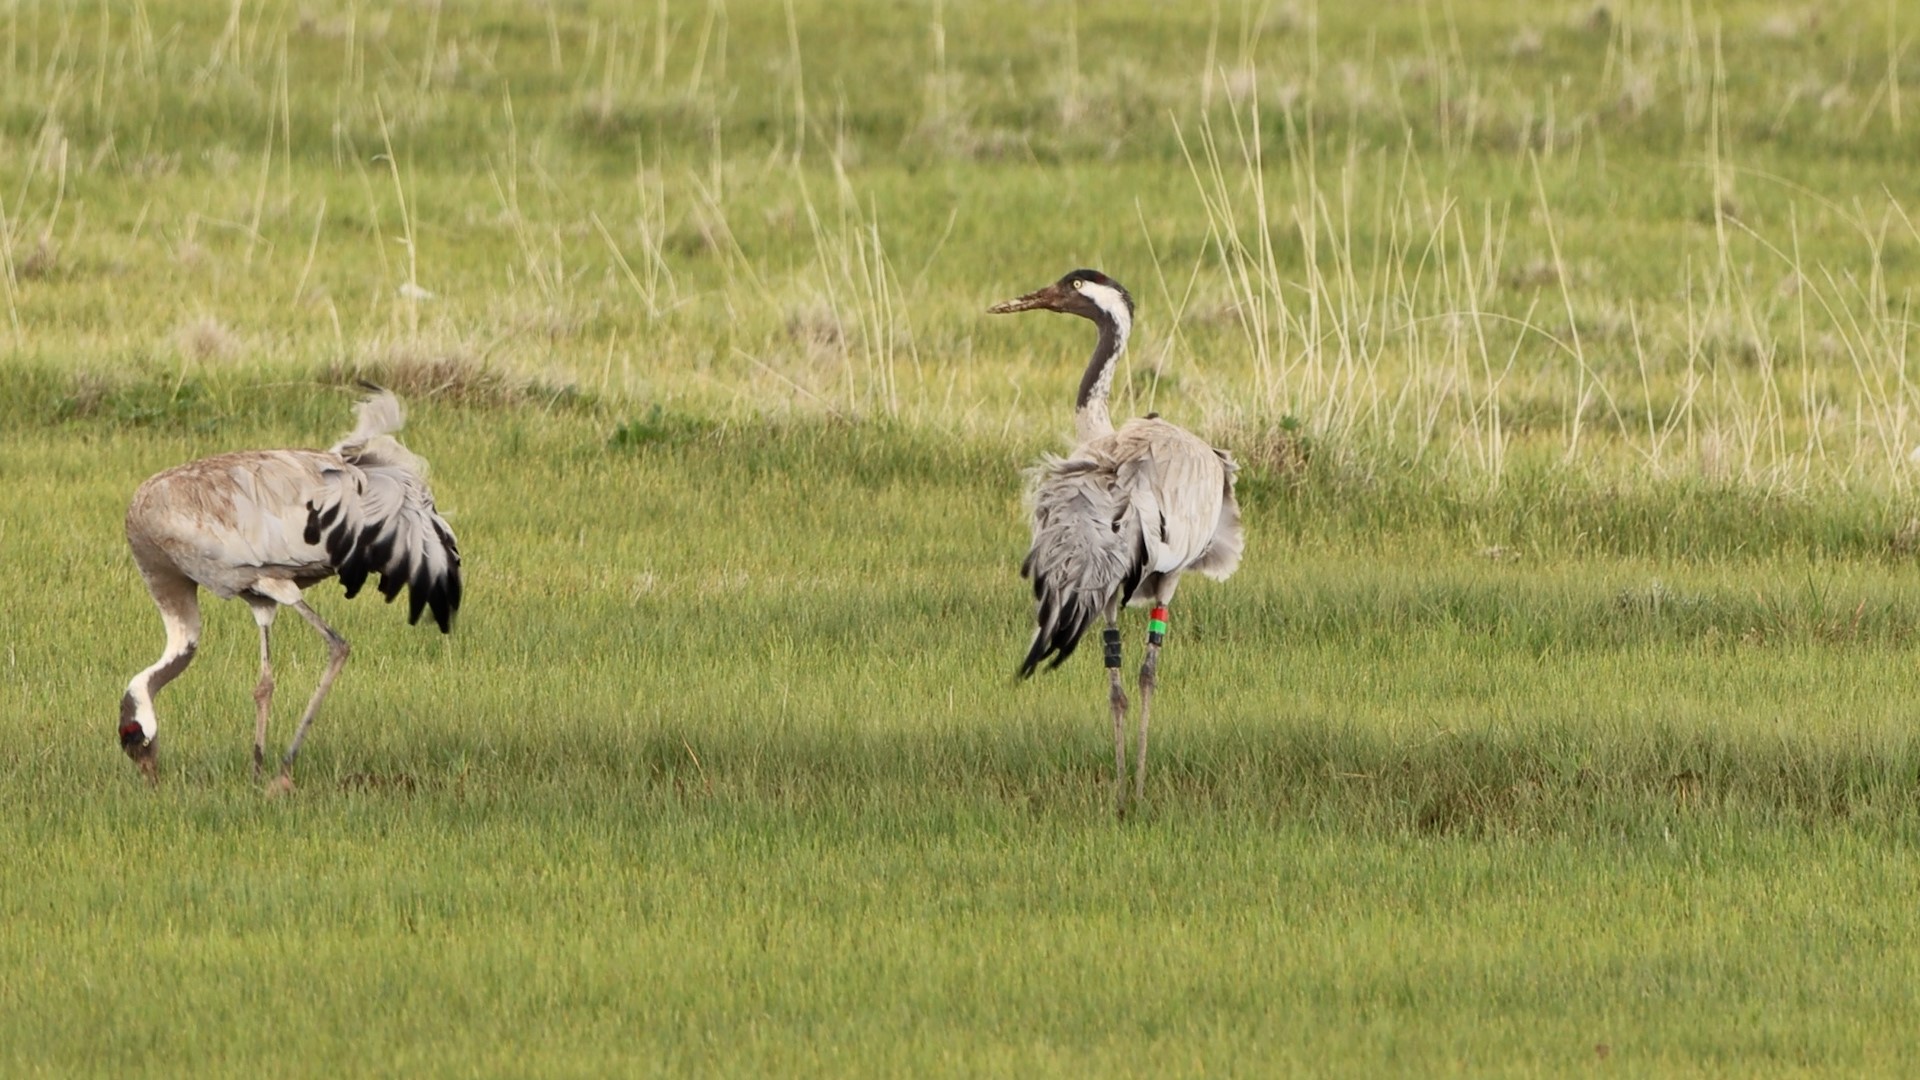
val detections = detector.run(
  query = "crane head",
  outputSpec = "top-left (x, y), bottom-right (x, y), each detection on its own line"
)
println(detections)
top-left (119, 694), bottom-right (159, 782)
top-left (989, 269), bottom-right (1134, 325)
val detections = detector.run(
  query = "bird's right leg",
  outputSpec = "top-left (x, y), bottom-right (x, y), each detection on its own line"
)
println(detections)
top-left (245, 599), bottom-right (278, 782)
top-left (273, 600), bottom-right (351, 791)
top-left (1135, 606), bottom-right (1168, 804)
top-left (1103, 611), bottom-right (1128, 817)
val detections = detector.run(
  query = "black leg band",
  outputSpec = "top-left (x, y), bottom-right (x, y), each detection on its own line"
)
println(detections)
top-left (1102, 628), bottom-right (1122, 668)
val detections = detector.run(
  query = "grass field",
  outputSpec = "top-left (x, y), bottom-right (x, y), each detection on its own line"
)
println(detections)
top-left (5, 0), bottom-right (1920, 1074)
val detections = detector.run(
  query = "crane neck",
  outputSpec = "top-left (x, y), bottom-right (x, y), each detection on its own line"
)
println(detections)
top-left (1072, 310), bottom-right (1129, 442)
top-left (120, 592), bottom-right (201, 741)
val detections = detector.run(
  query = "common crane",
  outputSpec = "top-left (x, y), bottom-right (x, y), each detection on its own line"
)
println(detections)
top-left (119, 388), bottom-right (461, 789)
top-left (991, 269), bottom-right (1243, 814)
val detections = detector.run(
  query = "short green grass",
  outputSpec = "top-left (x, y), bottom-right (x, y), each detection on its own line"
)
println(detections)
top-left (6, 0), bottom-right (1920, 1074)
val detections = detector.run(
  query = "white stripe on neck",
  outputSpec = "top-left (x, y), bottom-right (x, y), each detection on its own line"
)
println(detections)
top-left (1079, 281), bottom-right (1131, 344)
top-left (1072, 280), bottom-right (1130, 442)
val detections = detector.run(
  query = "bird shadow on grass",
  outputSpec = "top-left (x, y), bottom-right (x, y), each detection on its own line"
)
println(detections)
top-left (336, 771), bottom-right (421, 796)
top-left (313, 720), bottom-right (1920, 837)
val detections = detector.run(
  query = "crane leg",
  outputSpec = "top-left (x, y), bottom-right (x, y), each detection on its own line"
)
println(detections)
top-left (1135, 606), bottom-right (1168, 803)
top-left (272, 601), bottom-right (351, 791)
top-left (246, 600), bottom-right (278, 782)
top-left (1103, 622), bottom-right (1128, 816)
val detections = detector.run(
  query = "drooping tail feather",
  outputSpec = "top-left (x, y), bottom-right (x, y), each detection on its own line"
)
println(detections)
top-left (305, 390), bottom-right (462, 633)
top-left (1018, 456), bottom-right (1146, 677)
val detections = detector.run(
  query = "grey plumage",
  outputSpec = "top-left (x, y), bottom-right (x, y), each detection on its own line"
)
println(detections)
top-left (118, 388), bottom-right (460, 785)
top-left (1020, 420), bottom-right (1242, 674)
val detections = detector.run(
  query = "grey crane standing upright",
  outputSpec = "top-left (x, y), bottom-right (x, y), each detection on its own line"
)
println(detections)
top-left (991, 269), bottom-right (1244, 815)
top-left (119, 388), bottom-right (462, 790)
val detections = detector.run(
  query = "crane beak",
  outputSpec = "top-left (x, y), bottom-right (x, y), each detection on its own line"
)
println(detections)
top-left (122, 732), bottom-right (159, 783)
top-left (988, 283), bottom-right (1067, 314)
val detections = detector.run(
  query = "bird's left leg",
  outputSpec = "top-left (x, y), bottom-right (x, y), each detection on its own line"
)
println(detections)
top-left (244, 598), bottom-right (278, 782)
top-left (273, 600), bottom-right (351, 791)
top-left (1103, 607), bottom-right (1129, 816)
top-left (1135, 603), bottom-right (1169, 803)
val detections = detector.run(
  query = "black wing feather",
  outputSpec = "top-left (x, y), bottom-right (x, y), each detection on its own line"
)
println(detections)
top-left (310, 466), bottom-right (462, 632)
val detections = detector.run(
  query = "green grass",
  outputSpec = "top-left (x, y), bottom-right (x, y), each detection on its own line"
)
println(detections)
top-left (7, 0), bottom-right (1920, 1074)
top-left (12, 387), bottom-right (1920, 1074)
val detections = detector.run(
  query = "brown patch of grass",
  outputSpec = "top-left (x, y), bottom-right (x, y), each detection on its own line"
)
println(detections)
top-left (1222, 420), bottom-right (1313, 489)
top-left (785, 300), bottom-right (844, 353)
top-left (1759, 8), bottom-right (1821, 40)
top-left (665, 204), bottom-right (734, 256)
top-left (17, 236), bottom-right (58, 281)
top-left (326, 341), bottom-right (581, 407)
top-left (1414, 781), bottom-right (1525, 835)
top-left (173, 315), bottom-right (242, 363)
top-left (1505, 258), bottom-right (1562, 291)
top-left (59, 370), bottom-right (116, 419)
top-left (1890, 518), bottom-right (1920, 558)
top-left (339, 772), bottom-right (419, 796)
